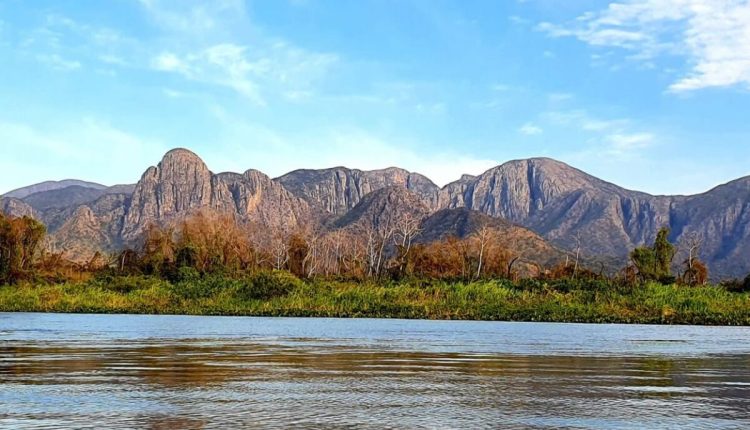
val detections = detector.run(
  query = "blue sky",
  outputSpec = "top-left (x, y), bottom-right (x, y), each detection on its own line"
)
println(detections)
top-left (1, 0), bottom-right (749, 195)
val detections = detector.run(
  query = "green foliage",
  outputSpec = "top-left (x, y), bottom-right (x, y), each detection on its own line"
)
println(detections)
top-left (1, 273), bottom-right (749, 325)
top-left (175, 266), bottom-right (201, 283)
top-left (235, 271), bottom-right (304, 300)
top-left (630, 227), bottom-right (675, 283)
top-left (172, 274), bottom-right (237, 300)
top-left (654, 228), bottom-right (675, 277)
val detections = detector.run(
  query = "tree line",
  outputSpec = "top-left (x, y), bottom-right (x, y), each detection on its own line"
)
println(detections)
top-left (1, 210), bottom-right (748, 292)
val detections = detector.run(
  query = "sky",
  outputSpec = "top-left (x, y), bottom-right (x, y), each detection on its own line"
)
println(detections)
top-left (1, 0), bottom-right (749, 195)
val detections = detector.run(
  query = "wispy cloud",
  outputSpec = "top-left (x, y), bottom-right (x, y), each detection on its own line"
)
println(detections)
top-left (544, 109), bottom-right (656, 157)
top-left (138, 0), bottom-right (246, 33)
top-left (139, 1), bottom-right (338, 105)
top-left (538, 0), bottom-right (750, 92)
top-left (17, 13), bottom-right (138, 72)
top-left (519, 122), bottom-right (543, 135)
top-left (151, 42), bottom-right (337, 105)
top-left (606, 132), bottom-right (655, 155)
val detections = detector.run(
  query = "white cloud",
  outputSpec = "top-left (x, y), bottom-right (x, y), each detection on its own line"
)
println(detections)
top-left (544, 109), bottom-right (656, 158)
top-left (519, 122), bottom-right (543, 135)
top-left (18, 13), bottom-right (138, 73)
top-left (539, 0), bottom-right (750, 92)
top-left (151, 43), bottom-right (337, 105)
top-left (139, 0), bottom-right (339, 105)
top-left (153, 52), bottom-right (188, 74)
top-left (606, 132), bottom-right (655, 154)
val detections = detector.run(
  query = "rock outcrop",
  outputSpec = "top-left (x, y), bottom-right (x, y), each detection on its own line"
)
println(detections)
top-left (437, 158), bottom-right (750, 277)
top-left (0, 197), bottom-right (36, 218)
top-left (277, 166), bottom-right (439, 216)
top-left (122, 148), bottom-right (315, 241)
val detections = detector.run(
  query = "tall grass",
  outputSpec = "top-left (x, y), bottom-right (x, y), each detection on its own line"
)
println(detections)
top-left (0, 273), bottom-right (748, 325)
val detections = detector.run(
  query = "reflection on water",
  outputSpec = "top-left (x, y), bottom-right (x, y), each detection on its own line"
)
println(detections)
top-left (1, 314), bottom-right (749, 429)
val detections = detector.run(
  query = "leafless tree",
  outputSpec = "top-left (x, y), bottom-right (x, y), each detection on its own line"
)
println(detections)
top-left (681, 232), bottom-right (703, 273)
top-left (473, 225), bottom-right (495, 280)
top-left (572, 232), bottom-right (582, 279)
top-left (393, 212), bottom-right (422, 275)
top-left (679, 232), bottom-right (704, 285)
top-left (303, 228), bottom-right (323, 278)
top-left (363, 212), bottom-right (395, 278)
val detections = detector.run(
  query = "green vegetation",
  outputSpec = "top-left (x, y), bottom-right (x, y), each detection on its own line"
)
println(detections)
top-left (1, 272), bottom-right (748, 325)
top-left (1, 211), bottom-right (749, 325)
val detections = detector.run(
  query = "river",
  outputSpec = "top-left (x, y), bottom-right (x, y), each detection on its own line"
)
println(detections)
top-left (1, 313), bottom-right (749, 429)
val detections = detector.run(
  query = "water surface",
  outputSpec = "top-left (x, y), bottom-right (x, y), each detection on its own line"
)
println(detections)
top-left (1, 313), bottom-right (749, 429)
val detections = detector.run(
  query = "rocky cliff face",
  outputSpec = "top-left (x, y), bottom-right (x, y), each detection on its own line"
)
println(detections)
top-left (278, 166), bottom-right (439, 216)
top-left (217, 169), bottom-right (318, 231)
top-left (0, 198), bottom-right (36, 218)
top-left (437, 158), bottom-right (750, 277)
top-left (45, 193), bottom-right (130, 260)
top-left (7, 148), bottom-right (750, 278)
top-left (122, 148), bottom-right (315, 242)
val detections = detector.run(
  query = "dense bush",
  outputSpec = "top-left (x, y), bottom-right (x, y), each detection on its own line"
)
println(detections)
top-left (721, 275), bottom-right (750, 293)
top-left (235, 271), bottom-right (304, 300)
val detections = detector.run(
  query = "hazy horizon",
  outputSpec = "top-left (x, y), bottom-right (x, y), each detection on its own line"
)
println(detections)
top-left (2, 0), bottom-right (749, 194)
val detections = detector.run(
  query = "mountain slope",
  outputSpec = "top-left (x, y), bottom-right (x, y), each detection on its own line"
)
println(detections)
top-left (332, 186), bottom-right (431, 231)
top-left (2, 180), bottom-right (106, 199)
top-left (122, 148), bottom-right (315, 242)
top-left (438, 158), bottom-right (750, 277)
top-left (277, 166), bottom-right (439, 216)
top-left (22, 185), bottom-right (109, 212)
top-left (418, 208), bottom-right (566, 268)
top-left (5, 148), bottom-right (750, 278)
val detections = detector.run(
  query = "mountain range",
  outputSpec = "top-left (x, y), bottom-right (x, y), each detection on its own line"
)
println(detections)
top-left (2, 148), bottom-right (749, 279)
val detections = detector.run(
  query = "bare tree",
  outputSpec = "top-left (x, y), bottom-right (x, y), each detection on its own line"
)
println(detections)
top-left (679, 232), bottom-right (705, 285)
top-left (473, 225), bottom-right (495, 280)
top-left (359, 210), bottom-right (397, 278)
top-left (393, 212), bottom-right (422, 276)
top-left (682, 233), bottom-right (702, 273)
top-left (572, 232), bottom-right (582, 279)
top-left (303, 228), bottom-right (323, 278)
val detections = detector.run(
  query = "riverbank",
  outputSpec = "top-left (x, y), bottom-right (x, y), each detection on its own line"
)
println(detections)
top-left (0, 273), bottom-right (748, 325)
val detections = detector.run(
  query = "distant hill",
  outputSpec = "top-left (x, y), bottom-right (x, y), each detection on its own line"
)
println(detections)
top-left (2, 180), bottom-right (106, 199)
top-left (417, 208), bottom-right (567, 269)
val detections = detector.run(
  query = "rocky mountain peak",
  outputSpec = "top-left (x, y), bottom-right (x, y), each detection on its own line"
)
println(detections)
top-left (159, 148), bottom-right (208, 169)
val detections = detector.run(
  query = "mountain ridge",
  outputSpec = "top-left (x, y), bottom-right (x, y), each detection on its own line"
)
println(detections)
top-left (3, 148), bottom-right (750, 279)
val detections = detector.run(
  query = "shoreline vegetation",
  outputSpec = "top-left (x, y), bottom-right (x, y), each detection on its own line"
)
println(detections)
top-left (2, 212), bottom-right (750, 325)
top-left (1, 273), bottom-right (749, 325)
